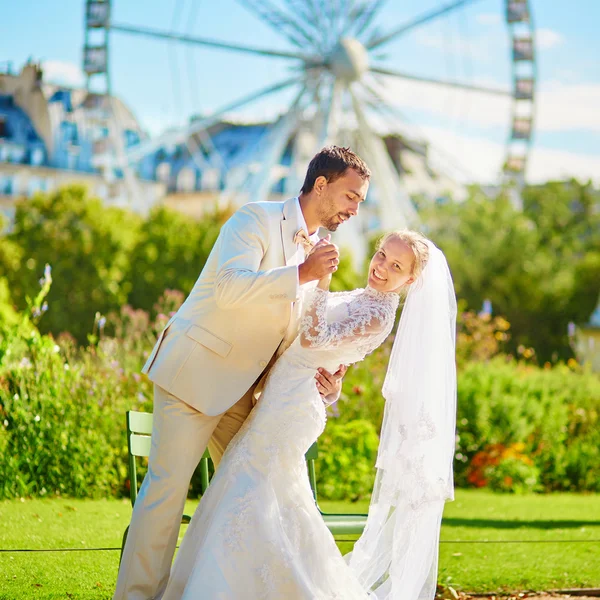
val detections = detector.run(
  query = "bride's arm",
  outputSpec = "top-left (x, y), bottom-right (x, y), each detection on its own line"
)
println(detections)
top-left (299, 288), bottom-right (389, 349)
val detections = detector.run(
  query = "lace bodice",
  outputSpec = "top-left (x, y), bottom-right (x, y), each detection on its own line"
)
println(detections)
top-left (295, 287), bottom-right (399, 368)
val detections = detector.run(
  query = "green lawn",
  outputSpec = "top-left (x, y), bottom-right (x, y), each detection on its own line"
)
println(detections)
top-left (0, 490), bottom-right (598, 599)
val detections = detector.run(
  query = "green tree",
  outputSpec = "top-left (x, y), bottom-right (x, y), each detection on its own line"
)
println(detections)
top-left (4, 185), bottom-right (141, 343)
top-left (127, 205), bottom-right (231, 315)
top-left (423, 181), bottom-right (600, 362)
top-left (0, 214), bottom-right (22, 329)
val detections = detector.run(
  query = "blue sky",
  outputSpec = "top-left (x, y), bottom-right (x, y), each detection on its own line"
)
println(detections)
top-left (2, 0), bottom-right (599, 184)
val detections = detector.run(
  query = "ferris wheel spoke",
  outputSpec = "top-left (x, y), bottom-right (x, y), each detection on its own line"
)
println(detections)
top-left (338, 1), bottom-right (366, 37)
top-left (326, 0), bottom-right (345, 45)
top-left (179, 2), bottom-right (226, 172)
top-left (229, 83), bottom-right (310, 203)
top-left (318, 79), bottom-right (344, 147)
top-left (349, 87), bottom-right (419, 228)
top-left (121, 77), bottom-right (303, 165)
top-left (359, 81), bottom-right (484, 183)
top-left (370, 66), bottom-right (512, 97)
top-left (283, 0), bottom-right (329, 52)
top-left (352, 0), bottom-right (388, 39)
top-left (367, 0), bottom-right (484, 51)
top-left (235, 0), bottom-right (322, 49)
top-left (110, 23), bottom-right (316, 62)
top-left (281, 0), bottom-right (319, 32)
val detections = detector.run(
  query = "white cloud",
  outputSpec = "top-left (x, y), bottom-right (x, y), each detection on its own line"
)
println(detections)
top-left (535, 28), bottom-right (565, 50)
top-left (476, 13), bottom-right (502, 26)
top-left (527, 146), bottom-right (600, 184)
top-left (416, 21), bottom-right (564, 61)
top-left (369, 74), bottom-right (600, 134)
top-left (420, 125), bottom-right (600, 185)
top-left (413, 29), bottom-right (501, 61)
top-left (41, 60), bottom-right (86, 88)
top-left (536, 81), bottom-right (600, 132)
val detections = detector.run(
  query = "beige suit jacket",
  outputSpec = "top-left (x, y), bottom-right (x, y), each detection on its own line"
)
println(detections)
top-left (142, 198), bottom-right (308, 416)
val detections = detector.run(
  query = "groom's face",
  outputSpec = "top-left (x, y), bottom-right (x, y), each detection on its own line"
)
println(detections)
top-left (315, 169), bottom-right (369, 231)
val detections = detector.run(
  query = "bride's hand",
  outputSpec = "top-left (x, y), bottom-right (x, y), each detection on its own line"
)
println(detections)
top-left (312, 235), bottom-right (335, 290)
top-left (317, 273), bottom-right (332, 290)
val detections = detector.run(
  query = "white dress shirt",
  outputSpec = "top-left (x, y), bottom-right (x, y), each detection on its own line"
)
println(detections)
top-left (293, 196), bottom-right (321, 293)
top-left (295, 196), bottom-right (320, 246)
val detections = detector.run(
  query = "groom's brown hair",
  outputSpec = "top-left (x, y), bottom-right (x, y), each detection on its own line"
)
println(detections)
top-left (300, 146), bottom-right (371, 194)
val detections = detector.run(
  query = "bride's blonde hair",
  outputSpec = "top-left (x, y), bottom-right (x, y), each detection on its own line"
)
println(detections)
top-left (377, 229), bottom-right (431, 295)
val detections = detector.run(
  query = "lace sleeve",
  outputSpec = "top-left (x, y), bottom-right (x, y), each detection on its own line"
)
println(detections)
top-left (299, 288), bottom-right (395, 350)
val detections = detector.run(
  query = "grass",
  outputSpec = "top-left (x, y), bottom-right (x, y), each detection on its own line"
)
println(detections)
top-left (0, 490), bottom-right (598, 599)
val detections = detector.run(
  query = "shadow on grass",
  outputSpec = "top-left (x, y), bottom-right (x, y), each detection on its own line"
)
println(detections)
top-left (442, 517), bottom-right (600, 529)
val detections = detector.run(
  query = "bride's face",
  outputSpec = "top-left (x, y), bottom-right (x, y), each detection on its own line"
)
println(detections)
top-left (368, 237), bottom-right (416, 293)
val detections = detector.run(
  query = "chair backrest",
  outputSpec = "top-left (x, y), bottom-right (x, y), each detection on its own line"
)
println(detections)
top-left (125, 410), bottom-right (212, 507)
top-left (305, 442), bottom-right (319, 501)
top-left (128, 411), bottom-right (153, 458)
top-left (125, 410), bottom-right (320, 504)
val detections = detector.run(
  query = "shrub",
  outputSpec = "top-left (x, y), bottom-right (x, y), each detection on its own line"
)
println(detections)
top-left (0, 269), bottom-right (153, 499)
top-left (466, 443), bottom-right (541, 493)
top-left (315, 419), bottom-right (380, 501)
top-left (453, 358), bottom-right (600, 491)
top-left (339, 349), bottom-right (600, 493)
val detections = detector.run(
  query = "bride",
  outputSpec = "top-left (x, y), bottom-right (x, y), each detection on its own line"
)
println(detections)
top-left (162, 230), bottom-right (457, 600)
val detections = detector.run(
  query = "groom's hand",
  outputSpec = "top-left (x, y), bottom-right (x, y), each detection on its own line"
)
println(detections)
top-left (299, 236), bottom-right (339, 285)
top-left (315, 364), bottom-right (348, 406)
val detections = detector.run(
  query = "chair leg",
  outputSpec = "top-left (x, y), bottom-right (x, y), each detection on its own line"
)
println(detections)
top-left (200, 458), bottom-right (209, 494)
top-left (119, 525), bottom-right (130, 565)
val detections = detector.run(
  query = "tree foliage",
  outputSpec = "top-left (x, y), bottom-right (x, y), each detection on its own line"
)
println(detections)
top-left (423, 180), bottom-right (600, 362)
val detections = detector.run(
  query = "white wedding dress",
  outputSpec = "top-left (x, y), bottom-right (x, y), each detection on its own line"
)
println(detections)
top-left (162, 286), bottom-right (399, 600)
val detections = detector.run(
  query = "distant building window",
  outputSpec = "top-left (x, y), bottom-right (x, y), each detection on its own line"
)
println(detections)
top-left (31, 147), bottom-right (44, 166)
top-left (177, 167), bottom-right (195, 193)
top-left (67, 152), bottom-right (77, 170)
top-left (28, 177), bottom-right (44, 196)
top-left (61, 121), bottom-right (79, 145)
top-left (202, 168), bottom-right (220, 191)
top-left (9, 147), bottom-right (25, 163)
top-left (156, 162), bottom-right (170, 183)
top-left (124, 129), bottom-right (140, 148)
top-left (0, 176), bottom-right (13, 195)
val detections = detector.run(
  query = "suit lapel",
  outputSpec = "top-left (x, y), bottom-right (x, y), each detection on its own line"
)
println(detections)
top-left (281, 197), bottom-right (301, 266)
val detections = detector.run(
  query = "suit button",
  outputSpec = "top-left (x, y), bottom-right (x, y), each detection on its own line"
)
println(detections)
top-left (259, 360), bottom-right (267, 368)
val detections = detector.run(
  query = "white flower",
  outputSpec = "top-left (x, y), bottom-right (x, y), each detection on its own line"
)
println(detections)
top-left (53, 345), bottom-right (60, 353)
top-left (64, 364), bottom-right (70, 371)
top-left (34, 415), bottom-right (41, 422)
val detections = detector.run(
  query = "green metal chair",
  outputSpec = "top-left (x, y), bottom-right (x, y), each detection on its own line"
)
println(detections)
top-left (119, 410), bottom-right (211, 563)
top-left (120, 411), bottom-right (367, 562)
top-left (305, 442), bottom-right (368, 537)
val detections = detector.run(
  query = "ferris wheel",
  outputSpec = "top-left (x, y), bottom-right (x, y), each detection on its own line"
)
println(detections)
top-left (83, 0), bottom-right (536, 242)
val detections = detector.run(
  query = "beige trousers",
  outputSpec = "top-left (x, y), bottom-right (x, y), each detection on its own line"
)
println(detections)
top-left (113, 382), bottom-right (257, 600)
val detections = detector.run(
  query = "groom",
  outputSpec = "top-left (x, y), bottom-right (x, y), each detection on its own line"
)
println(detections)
top-left (114, 145), bottom-right (371, 599)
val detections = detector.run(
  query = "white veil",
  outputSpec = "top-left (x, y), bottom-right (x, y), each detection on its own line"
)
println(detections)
top-left (347, 241), bottom-right (458, 600)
